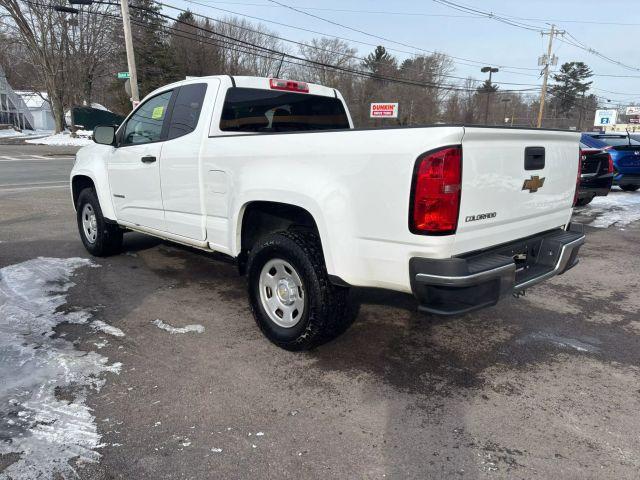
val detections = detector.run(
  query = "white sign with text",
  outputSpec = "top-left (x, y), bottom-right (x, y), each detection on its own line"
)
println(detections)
top-left (370, 103), bottom-right (398, 118)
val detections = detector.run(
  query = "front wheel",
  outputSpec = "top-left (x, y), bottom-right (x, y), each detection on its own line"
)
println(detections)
top-left (76, 188), bottom-right (123, 256)
top-left (246, 230), bottom-right (350, 351)
top-left (620, 185), bottom-right (639, 192)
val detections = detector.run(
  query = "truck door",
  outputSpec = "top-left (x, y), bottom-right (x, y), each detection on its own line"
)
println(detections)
top-left (108, 90), bottom-right (174, 232)
top-left (159, 81), bottom-right (216, 240)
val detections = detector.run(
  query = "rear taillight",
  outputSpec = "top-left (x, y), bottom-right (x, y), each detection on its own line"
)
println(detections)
top-left (410, 146), bottom-right (462, 235)
top-left (269, 78), bottom-right (309, 93)
top-left (607, 152), bottom-right (614, 173)
top-left (573, 149), bottom-right (582, 206)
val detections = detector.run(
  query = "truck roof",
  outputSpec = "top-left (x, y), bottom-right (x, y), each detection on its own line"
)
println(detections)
top-left (149, 75), bottom-right (338, 99)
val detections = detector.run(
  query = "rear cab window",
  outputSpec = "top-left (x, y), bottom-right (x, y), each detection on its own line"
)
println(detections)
top-left (220, 87), bottom-right (350, 133)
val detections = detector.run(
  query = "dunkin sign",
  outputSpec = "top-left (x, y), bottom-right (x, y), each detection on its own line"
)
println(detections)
top-left (370, 102), bottom-right (398, 118)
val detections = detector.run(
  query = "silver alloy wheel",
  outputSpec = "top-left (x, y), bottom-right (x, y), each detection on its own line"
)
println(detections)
top-left (81, 203), bottom-right (98, 244)
top-left (258, 258), bottom-right (305, 328)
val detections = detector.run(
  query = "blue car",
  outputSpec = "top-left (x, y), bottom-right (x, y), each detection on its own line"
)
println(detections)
top-left (581, 132), bottom-right (640, 191)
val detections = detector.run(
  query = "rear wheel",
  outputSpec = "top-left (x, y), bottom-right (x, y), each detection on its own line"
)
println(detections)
top-left (76, 188), bottom-right (123, 256)
top-left (247, 230), bottom-right (350, 351)
top-left (620, 185), bottom-right (639, 192)
top-left (575, 196), bottom-right (593, 206)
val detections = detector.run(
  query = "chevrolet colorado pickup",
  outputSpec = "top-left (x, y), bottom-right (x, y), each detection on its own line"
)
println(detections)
top-left (71, 75), bottom-right (585, 350)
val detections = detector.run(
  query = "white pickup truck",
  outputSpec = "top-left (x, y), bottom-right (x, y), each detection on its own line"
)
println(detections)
top-left (71, 75), bottom-right (585, 350)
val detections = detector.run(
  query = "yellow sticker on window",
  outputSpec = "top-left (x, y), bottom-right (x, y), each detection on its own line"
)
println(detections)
top-left (151, 105), bottom-right (164, 120)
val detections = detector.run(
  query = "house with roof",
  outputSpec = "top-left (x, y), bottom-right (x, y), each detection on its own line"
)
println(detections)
top-left (16, 90), bottom-right (55, 131)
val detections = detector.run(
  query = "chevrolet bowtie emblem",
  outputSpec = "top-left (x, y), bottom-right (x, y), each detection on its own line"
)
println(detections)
top-left (522, 175), bottom-right (545, 193)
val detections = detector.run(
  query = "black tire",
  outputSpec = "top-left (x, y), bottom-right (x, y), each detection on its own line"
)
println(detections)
top-left (76, 188), bottom-right (123, 256)
top-left (246, 230), bottom-right (350, 351)
top-left (620, 185), bottom-right (639, 192)
top-left (575, 196), bottom-right (593, 206)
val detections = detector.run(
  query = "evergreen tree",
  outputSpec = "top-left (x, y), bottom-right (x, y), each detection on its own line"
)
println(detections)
top-left (362, 46), bottom-right (398, 81)
top-left (476, 79), bottom-right (498, 94)
top-left (549, 62), bottom-right (593, 115)
top-left (129, 0), bottom-right (178, 97)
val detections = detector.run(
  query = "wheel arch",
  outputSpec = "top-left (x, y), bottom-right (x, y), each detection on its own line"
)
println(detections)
top-left (71, 175), bottom-right (95, 210)
top-left (70, 170), bottom-right (117, 221)
top-left (235, 200), bottom-right (333, 275)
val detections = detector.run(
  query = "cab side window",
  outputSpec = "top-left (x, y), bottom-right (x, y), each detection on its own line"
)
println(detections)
top-left (121, 91), bottom-right (173, 145)
top-left (167, 83), bottom-right (207, 140)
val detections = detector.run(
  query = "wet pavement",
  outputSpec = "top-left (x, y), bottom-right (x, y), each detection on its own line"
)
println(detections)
top-left (1, 145), bottom-right (639, 479)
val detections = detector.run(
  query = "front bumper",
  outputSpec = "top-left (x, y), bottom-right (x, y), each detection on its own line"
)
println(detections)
top-left (410, 224), bottom-right (585, 315)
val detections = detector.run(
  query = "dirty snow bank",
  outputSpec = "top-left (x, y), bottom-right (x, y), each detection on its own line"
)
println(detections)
top-left (152, 319), bottom-right (205, 334)
top-left (0, 129), bottom-right (52, 139)
top-left (25, 131), bottom-right (92, 146)
top-left (578, 190), bottom-right (640, 228)
top-left (0, 257), bottom-right (121, 479)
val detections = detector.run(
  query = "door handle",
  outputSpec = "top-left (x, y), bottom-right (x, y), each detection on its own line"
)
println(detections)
top-left (141, 155), bottom-right (156, 163)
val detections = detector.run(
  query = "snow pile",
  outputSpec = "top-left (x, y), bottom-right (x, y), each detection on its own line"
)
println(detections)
top-left (25, 131), bottom-right (93, 146)
top-left (0, 257), bottom-right (122, 479)
top-left (0, 129), bottom-right (52, 139)
top-left (0, 129), bottom-right (22, 138)
top-left (152, 319), bottom-right (205, 334)
top-left (578, 190), bottom-right (640, 228)
top-left (75, 129), bottom-right (94, 138)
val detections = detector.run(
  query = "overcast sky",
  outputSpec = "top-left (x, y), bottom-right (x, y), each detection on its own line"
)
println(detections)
top-left (169, 0), bottom-right (640, 107)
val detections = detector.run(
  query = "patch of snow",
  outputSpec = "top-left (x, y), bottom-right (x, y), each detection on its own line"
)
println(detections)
top-left (91, 103), bottom-right (109, 112)
top-left (577, 190), bottom-right (640, 228)
top-left (518, 332), bottom-right (600, 353)
top-left (74, 129), bottom-right (94, 138)
top-left (0, 128), bottom-right (52, 139)
top-left (91, 320), bottom-right (125, 337)
top-left (25, 132), bottom-right (92, 147)
top-left (211, 447), bottom-right (223, 453)
top-left (256, 432), bottom-right (264, 436)
top-left (0, 257), bottom-right (121, 479)
top-left (93, 340), bottom-right (109, 349)
top-left (152, 319), bottom-right (205, 334)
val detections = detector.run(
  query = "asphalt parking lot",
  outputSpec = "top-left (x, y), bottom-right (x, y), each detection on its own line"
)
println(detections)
top-left (1, 144), bottom-right (640, 479)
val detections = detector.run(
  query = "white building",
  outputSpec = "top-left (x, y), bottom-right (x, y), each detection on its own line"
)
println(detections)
top-left (16, 91), bottom-right (55, 131)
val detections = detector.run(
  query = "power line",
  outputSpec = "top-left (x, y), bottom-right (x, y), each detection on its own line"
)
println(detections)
top-left (434, 0), bottom-right (640, 74)
top-left (177, 0), bottom-right (542, 72)
top-left (159, 1), bottom-right (544, 88)
top-left (431, 0), bottom-right (544, 33)
top-left (84, 2), bottom-right (540, 95)
top-left (190, 1), bottom-right (640, 27)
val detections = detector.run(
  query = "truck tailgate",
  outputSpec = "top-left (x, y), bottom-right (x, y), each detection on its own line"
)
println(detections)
top-left (453, 127), bottom-right (580, 256)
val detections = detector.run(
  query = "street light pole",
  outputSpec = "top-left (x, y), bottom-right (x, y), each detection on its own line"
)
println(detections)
top-left (481, 66), bottom-right (498, 125)
top-left (501, 97), bottom-right (511, 124)
top-left (120, 0), bottom-right (140, 107)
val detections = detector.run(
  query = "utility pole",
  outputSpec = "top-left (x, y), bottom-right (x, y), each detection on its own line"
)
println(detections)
top-left (481, 66), bottom-right (499, 125)
top-left (536, 24), bottom-right (563, 128)
top-left (120, 0), bottom-right (140, 107)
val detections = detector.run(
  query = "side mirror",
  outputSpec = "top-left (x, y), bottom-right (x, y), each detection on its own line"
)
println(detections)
top-left (93, 125), bottom-right (116, 146)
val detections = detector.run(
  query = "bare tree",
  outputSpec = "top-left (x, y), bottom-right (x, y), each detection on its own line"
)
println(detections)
top-left (0, 0), bottom-right (119, 131)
